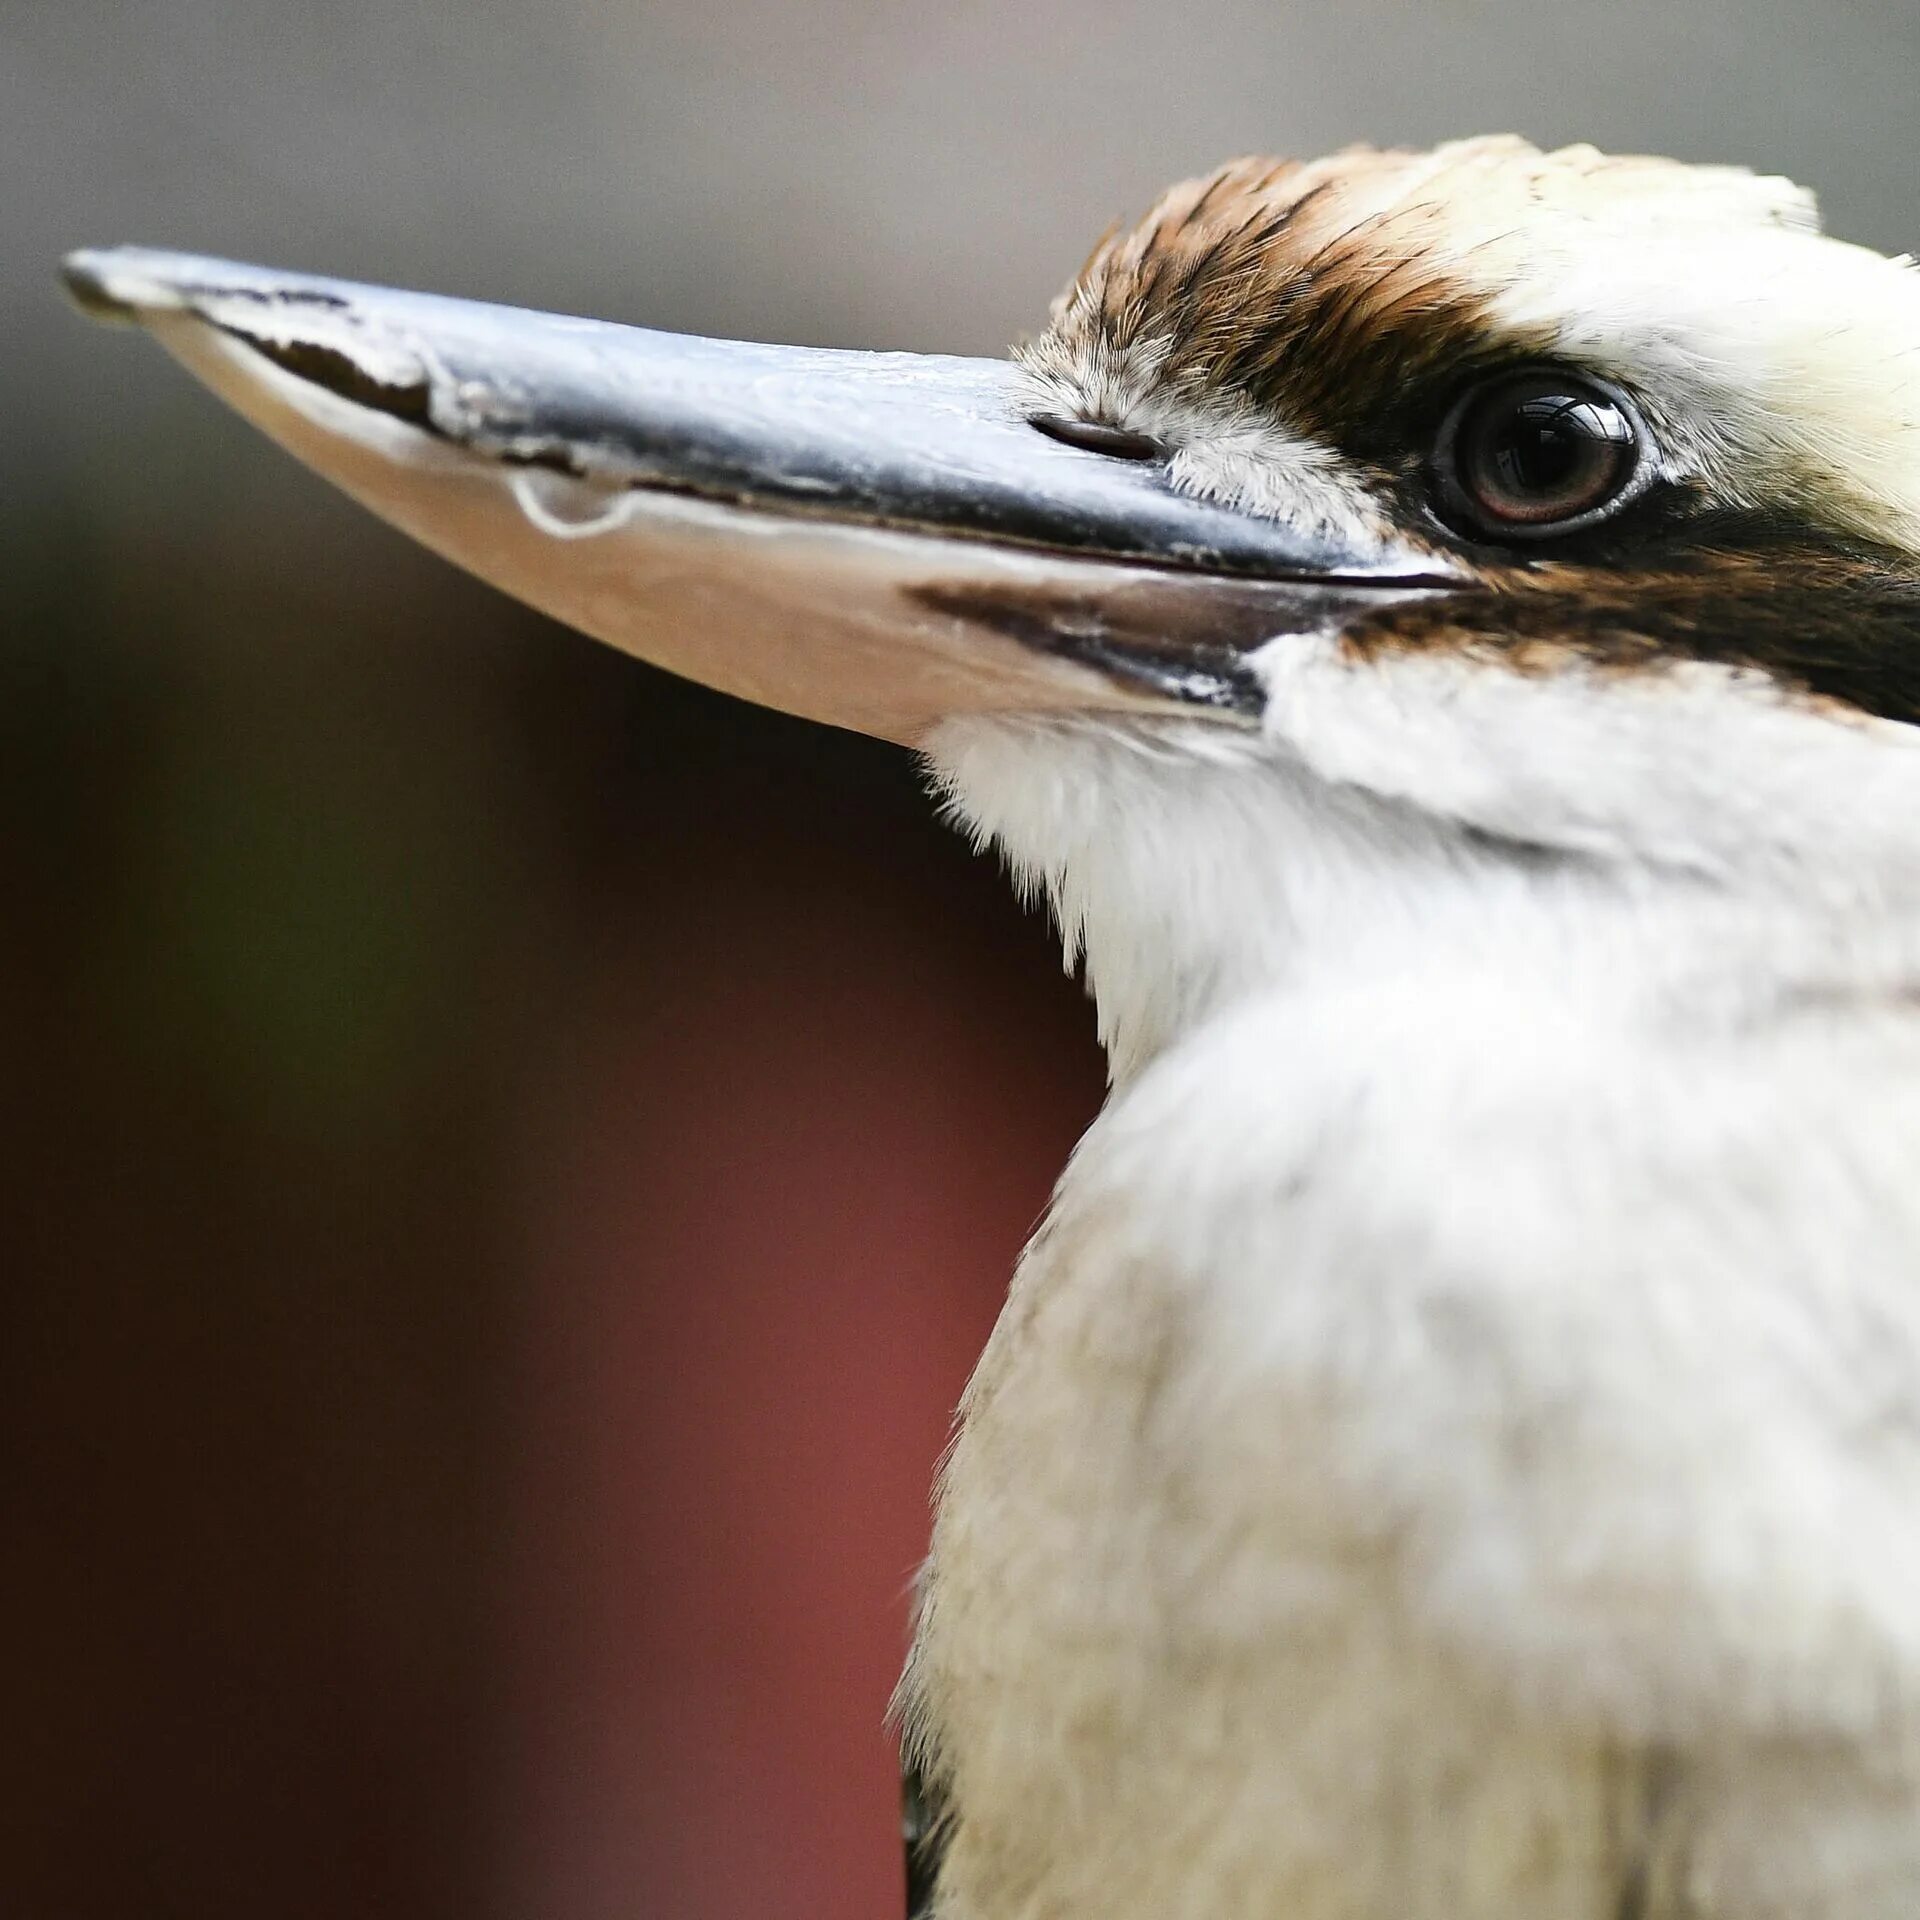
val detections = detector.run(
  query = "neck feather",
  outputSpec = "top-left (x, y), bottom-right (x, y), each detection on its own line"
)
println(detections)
top-left (924, 708), bottom-right (1920, 1084)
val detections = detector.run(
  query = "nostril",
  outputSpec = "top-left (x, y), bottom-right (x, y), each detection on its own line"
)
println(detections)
top-left (1028, 413), bottom-right (1167, 461)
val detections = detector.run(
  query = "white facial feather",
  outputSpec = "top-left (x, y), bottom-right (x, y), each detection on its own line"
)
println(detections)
top-left (1417, 141), bottom-right (1920, 550)
top-left (927, 644), bottom-right (1920, 1084)
top-left (1019, 343), bottom-right (1398, 553)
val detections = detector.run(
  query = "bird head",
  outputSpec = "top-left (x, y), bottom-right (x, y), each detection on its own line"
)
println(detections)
top-left (64, 138), bottom-right (1920, 1073)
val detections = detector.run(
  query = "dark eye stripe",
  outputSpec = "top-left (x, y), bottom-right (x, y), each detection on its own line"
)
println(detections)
top-left (1028, 413), bottom-right (1167, 461)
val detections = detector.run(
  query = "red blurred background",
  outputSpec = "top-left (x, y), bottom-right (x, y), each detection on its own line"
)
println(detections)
top-left (8, 2), bottom-right (1920, 1914)
top-left (5, 542), bottom-right (1102, 1917)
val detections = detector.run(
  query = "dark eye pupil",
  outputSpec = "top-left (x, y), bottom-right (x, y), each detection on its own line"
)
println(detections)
top-left (1448, 375), bottom-right (1641, 534)
top-left (1494, 398), bottom-right (1594, 491)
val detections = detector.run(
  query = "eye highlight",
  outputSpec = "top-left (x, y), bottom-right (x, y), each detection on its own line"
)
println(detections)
top-left (1029, 413), bottom-right (1167, 461)
top-left (1435, 370), bottom-right (1650, 539)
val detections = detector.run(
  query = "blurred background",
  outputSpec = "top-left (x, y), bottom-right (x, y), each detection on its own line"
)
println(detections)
top-left (6, 3), bottom-right (1920, 1915)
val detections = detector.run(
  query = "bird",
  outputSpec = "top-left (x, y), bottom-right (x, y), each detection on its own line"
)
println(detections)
top-left (62, 134), bottom-right (1920, 1918)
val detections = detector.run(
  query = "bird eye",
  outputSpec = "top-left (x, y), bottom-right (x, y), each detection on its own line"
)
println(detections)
top-left (1436, 370), bottom-right (1647, 539)
top-left (1029, 413), bottom-right (1166, 461)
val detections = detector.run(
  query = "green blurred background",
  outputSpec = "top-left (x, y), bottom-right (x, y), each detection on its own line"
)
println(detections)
top-left (7, 3), bottom-right (1920, 1915)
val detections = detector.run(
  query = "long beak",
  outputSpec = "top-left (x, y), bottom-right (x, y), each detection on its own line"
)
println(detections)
top-left (62, 246), bottom-right (1464, 745)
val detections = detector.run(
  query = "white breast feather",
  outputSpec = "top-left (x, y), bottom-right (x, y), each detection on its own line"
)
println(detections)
top-left (909, 670), bottom-right (1920, 1919)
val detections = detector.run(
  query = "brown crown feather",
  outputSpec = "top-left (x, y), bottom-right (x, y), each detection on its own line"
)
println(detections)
top-left (1023, 144), bottom-right (1554, 450)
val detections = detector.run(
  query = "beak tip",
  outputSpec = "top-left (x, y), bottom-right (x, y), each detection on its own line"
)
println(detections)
top-left (59, 246), bottom-right (192, 327)
top-left (60, 249), bottom-right (130, 323)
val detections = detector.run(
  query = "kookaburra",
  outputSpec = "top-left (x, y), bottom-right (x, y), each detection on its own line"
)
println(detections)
top-left (65, 137), bottom-right (1920, 1918)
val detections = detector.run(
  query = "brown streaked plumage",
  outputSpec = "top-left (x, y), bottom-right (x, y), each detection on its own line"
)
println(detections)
top-left (1023, 140), bottom-right (1920, 728)
top-left (1022, 144), bottom-right (1557, 459)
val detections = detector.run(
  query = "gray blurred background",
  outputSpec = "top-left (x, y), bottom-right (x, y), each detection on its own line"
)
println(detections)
top-left (7, 4), bottom-right (1919, 1917)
